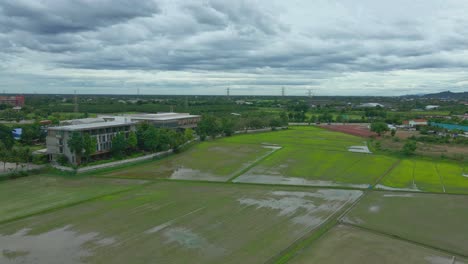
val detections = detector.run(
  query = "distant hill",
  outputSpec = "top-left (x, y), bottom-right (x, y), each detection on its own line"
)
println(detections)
top-left (403, 91), bottom-right (468, 100)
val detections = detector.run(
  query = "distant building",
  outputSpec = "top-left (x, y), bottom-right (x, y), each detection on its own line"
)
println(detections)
top-left (60, 118), bottom-right (107, 126)
top-left (357, 103), bottom-right (384, 108)
top-left (46, 112), bottom-right (201, 164)
top-left (47, 121), bottom-right (136, 165)
top-left (425, 105), bottom-right (440, 110)
top-left (0, 95), bottom-right (25, 107)
top-left (101, 113), bottom-right (201, 129)
top-left (402, 119), bottom-right (428, 128)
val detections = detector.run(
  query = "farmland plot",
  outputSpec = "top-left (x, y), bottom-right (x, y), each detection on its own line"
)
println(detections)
top-left (289, 225), bottom-right (468, 264)
top-left (0, 175), bottom-right (145, 224)
top-left (100, 142), bottom-right (276, 182)
top-left (0, 182), bottom-right (362, 264)
top-left (343, 191), bottom-right (468, 257)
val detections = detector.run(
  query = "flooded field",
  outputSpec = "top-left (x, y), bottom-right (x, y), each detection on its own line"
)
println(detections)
top-left (289, 225), bottom-right (468, 264)
top-left (343, 191), bottom-right (468, 257)
top-left (0, 176), bottom-right (146, 223)
top-left (0, 182), bottom-right (362, 264)
top-left (99, 142), bottom-right (277, 182)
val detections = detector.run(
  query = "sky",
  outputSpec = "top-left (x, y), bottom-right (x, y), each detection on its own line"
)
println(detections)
top-left (0, 0), bottom-right (467, 96)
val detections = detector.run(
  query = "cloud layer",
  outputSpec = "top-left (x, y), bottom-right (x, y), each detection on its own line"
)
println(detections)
top-left (0, 0), bottom-right (467, 95)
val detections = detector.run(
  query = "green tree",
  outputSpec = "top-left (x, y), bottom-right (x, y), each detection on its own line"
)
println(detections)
top-left (111, 133), bottom-right (127, 158)
top-left (391, 129), bottom-right (396, 137)
top-left (279, 111), bottom-right (289, 126)
top-left (143, 126), bottom-right (160, 152)
top-left (370, 122), bottom-right (389, 136)
top-left (184, 128), bottom-right (194, 141)
top-left (67, 132), bottom-right (84, 164)
top-left (0, 124), bottom-right (14, 150)
top-left (402, 140), bottom-right (417, 155)
top-left (197, 115), bottom-right (220, 140)
top-left (127, 131), bottom-right (138, 151)
top-left (82, 133), bottom-right (97, 163)
top-left (0, 142), bottom-right (8, 171)
top-left (221, 118), bottom-right (235, 136)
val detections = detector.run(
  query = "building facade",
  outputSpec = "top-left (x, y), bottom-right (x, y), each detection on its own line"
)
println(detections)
top-left (0, 95), bottom-right (25, 107)
top-left (101, 113), bottom-right (201, 129)
top-left (46, 112), bottom-right (200, 165)
top-left (47, 121), bottom-right (136, 165)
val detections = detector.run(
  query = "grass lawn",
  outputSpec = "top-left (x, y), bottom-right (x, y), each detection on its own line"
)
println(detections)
top-left (343, 191), bottom-right (468, 257)
top-left (0, 175), bottom-right (146, 224)
top-left (0, 182), bottom-right (362, 264)
top-left (98, 141), bottom-right (275, 182)
top-left (289, 225), bottom-right (467, 264)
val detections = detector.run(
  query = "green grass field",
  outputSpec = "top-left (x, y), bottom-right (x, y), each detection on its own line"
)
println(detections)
top-left (0, 175), bottom-right (146, 224)
top-left (99, 141), bottom-right (276, 181)
top-left (343, 191), bottom-right (468, 257)
top-left (289, 225), bottom-right (468, 264)
top-left (0, 182), bottom-right (362, 264)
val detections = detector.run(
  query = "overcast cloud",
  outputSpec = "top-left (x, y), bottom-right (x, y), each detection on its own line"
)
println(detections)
top-left (0, 0), bottom-right (467, 96)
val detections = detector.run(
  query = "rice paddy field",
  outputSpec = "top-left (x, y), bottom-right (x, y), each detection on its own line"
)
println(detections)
top-left (289, 225), bottom-right (468, 264)
top-left (0, 182), bottom-right (362, 264)
top-left (377, 159), bottom-right (468, 193)
top-left (343, 191), bottom-right (468, 257)
top-left (0, 176), bottom-right (146, 224)
top-left (1, 126), bottom-right (468, 263)
top-left (99, 141), bottom-right (277, 181)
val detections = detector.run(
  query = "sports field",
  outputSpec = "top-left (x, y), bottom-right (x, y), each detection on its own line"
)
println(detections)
top-left (289, 225), bottom-right (468, 264)
top-left (343, 191), bottom-right (468, 257)
top-left (0, 182), bottom-right (362, 264)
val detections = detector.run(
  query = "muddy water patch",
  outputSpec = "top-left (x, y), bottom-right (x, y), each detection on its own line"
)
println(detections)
top-left (425, 255), bottom-right (459, 264)
top-left (368, 205), bottom-right (380, 213)
top-left (383, 193), bottom-right (415, 198)
top-left (234, 174), bottom-right (370, 189)
top-left (163, 227), bottom-right (225, 257)
top-left (272, 189), bottom-right (362, 202)
top-left (0, 225), bottom-right (116, 264)
top-left (169, 168), bottom-right (224, 181)
top-left (238, 190), bottom-right (361, 227)
top-left (375, 184), bottom-right (421, 192)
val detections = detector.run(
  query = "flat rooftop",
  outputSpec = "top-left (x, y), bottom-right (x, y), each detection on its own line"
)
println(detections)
top-left (48, 121), bottom-right (135, 131)
top-left (102, 113), bottom-right (200, 121)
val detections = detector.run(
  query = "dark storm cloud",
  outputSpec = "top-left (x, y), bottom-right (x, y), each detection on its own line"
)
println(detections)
top-left (0, 0), bottom-right (160, 34)
top-left (1, 0), bottom-right (468, 95)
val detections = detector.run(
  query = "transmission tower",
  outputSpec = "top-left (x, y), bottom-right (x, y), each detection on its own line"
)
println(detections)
top-left (226, 87), bottom-right (230, 98)
top-left (281, 87), bottom-right (285, 97)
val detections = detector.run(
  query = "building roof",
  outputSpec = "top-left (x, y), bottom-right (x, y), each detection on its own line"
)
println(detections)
top-left (102, 113), bottom-right (200, 122)
top-left (60, 117), bottom-right (106, 125)
top-left (48, 121), bottom-right (135, 132)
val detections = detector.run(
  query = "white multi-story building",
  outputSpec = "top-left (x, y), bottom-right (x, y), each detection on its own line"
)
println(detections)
top-left (46, 121), bottom-right (136, 165)
top-left (46, 112), bottom-right (201, 165)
